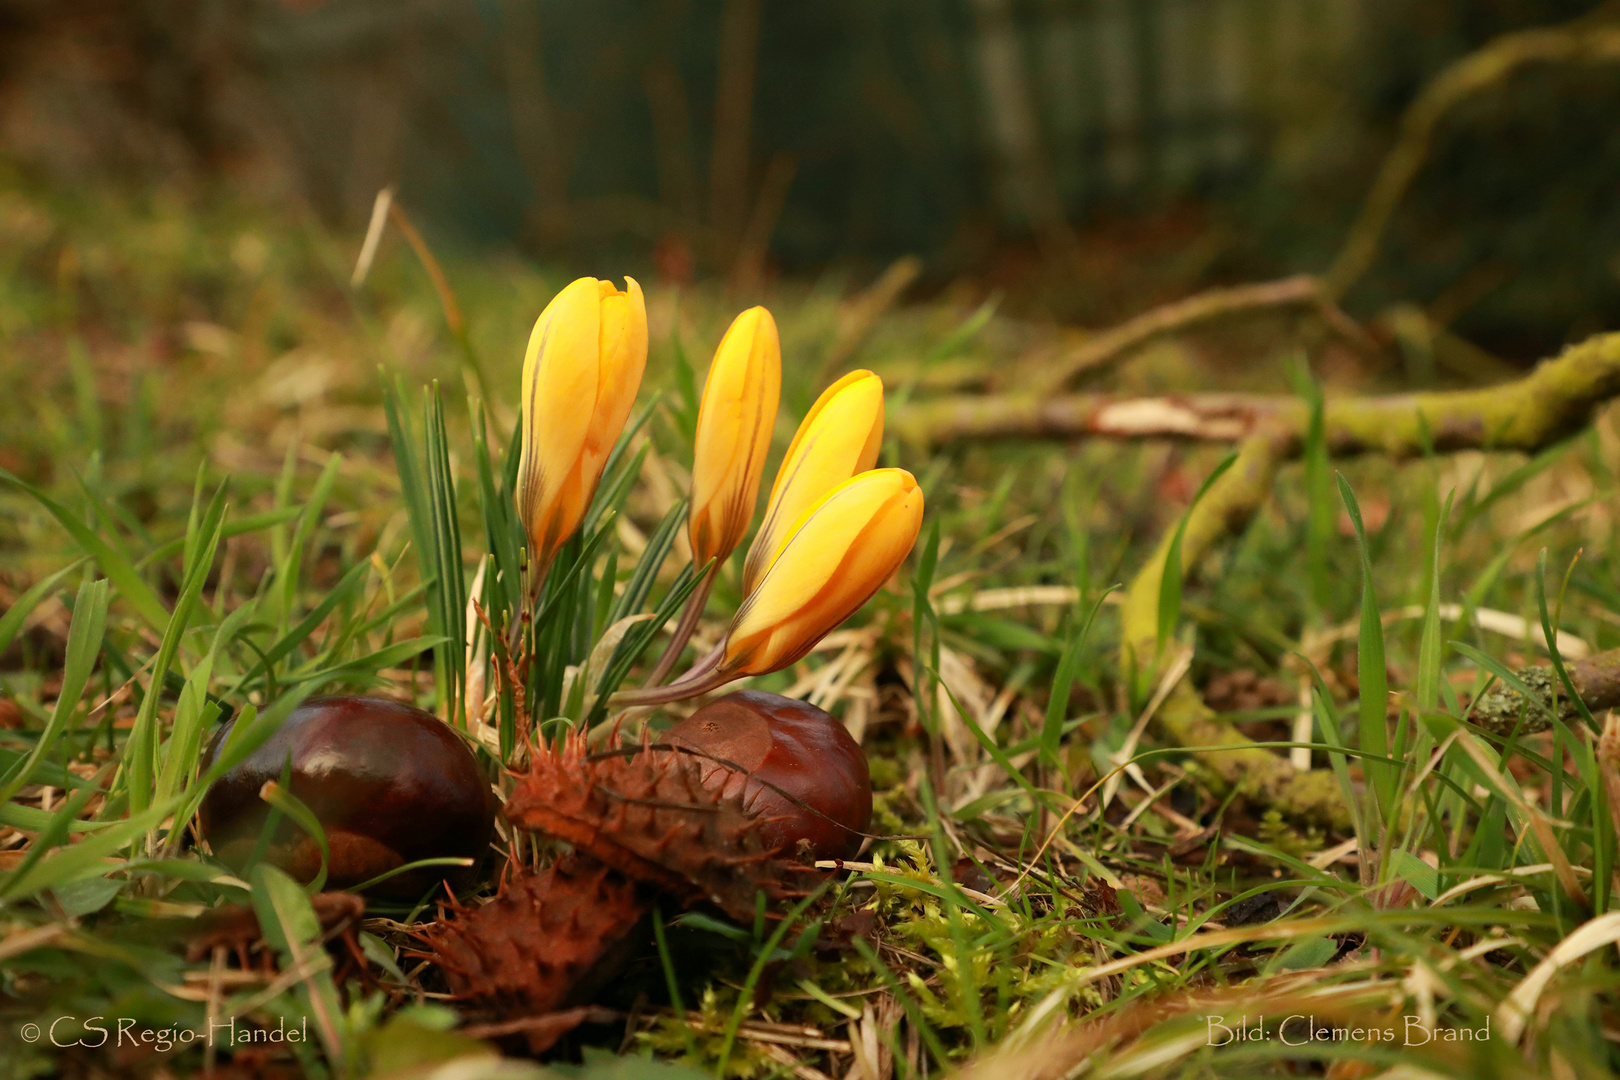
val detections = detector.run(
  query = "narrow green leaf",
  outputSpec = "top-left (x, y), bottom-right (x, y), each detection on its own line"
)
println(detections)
top-left (348, 856), bottom-right (474, 895)
top-left (422, 384), bottom-right (465, 722)
top-left (1041, 588), bottom-right (1115, 768)
top-left (588, 561), bottom-right (709, 724)
top-left (0, 559), bottom-right (88, 657)
top-left (472, 402), bottom-right (522, 622)
top-left (1157, 452), bottom-right (1237, 654)
top-left (1415, 490), bottom-right (1455, 713)
top-left (281, 635), bottom-right (448, 689)
top-left (155, 601), bottom-right (257, 807)
top-left (228, 560), bottom-right (369, 695)
top-left (126, 506), bottom-right (226, 816)
top-left (608, 499), bottom-right (687, 626)
top-left (1337, 473), bottom-right (1393, 825)
top-left (0, 579), bottom-right (108, 806)
top-left (257, 782), bottom-right (330, 894)
top-left (275, 453), bottom-right (340, 625)
top-left (135, 507), bottom-right (302, 570)
top-left (0, 468), bottom-right (168, 632)
top-left (249, 864), bottom-right (346, 1062)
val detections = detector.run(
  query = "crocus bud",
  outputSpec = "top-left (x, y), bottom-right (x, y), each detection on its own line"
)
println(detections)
top-left (688, 307), bottom-right (781, 572)
top-left (741, 369), bottom-right (884, 596)
top-left (721, 468), bottom-right (922, 678)
top-left (516, 276), bottom-right (647, 570)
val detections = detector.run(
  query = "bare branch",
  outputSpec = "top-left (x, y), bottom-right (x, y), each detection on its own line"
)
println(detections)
top-left (1033, 274), bottom-right (1371, 392)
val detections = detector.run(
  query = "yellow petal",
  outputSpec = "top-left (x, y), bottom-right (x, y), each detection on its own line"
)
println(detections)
top-left (723, 468), bottom-right (923, 676)
top-left (539, 278), bottom-right (651, 560)
top-left (577, 277), bottom-right (649, 502)
top-left (688, 306), bottom-right (782, 569)
top-left (516, 277), bottom-right (602, 563)
top-left (741, 369), bottom-right (883, 595)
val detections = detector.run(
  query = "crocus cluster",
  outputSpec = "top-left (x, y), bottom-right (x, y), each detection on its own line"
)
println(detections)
top-left (514, 278), bottom-right (923, 706)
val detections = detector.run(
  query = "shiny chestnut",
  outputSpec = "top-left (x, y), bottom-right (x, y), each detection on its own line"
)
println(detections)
top-left (199, 696), bottom-right (493, 897)
top-left (664, 690), bottom-right (872, 860)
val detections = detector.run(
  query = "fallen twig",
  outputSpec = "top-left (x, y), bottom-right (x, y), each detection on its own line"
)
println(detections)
top-left (1031, 274), bottom-right (1369, 393)
top-left (1467, 647), bottom-right (1620, 737)
top-left (898, 331), bottom-right (1620, 451)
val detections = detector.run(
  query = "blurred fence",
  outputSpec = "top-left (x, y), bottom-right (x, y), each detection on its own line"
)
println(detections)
top-left (174, 0), bottom-right (1378, 257)
top-left (2, 0), bottom-right (1618, 344)
top-left (970, 0), bottom-right (1368, 245)
top-left (0, 0), bottom-right (1383, 251)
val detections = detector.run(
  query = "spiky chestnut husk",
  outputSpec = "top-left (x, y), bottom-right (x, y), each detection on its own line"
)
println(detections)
top-left (504, 732), bottom-right (820, 921)
top-left (410, 858), bottom-right (647, 1051)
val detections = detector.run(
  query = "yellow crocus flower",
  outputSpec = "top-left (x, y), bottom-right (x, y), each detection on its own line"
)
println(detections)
top-left (516, 276), bottom-right (647, 574)
top-left (688, 306), bottom-right (781, 572)
top-left (720, 468), bottom-right (923, 678)
top-left (741, 368), bottom-right (884, 595)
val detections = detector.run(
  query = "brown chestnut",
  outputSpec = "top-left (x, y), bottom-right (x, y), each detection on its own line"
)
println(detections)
top-left (664, 690), bottom-right (871, 860)
top-left (199, 695), bottom-right (494, 898)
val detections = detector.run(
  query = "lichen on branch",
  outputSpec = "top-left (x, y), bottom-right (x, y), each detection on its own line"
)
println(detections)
top-left (898, 331), bottom-right (1620, 454)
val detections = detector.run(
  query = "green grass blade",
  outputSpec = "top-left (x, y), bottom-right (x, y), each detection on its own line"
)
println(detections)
top-left (249, 864), bottom-right (346, 1063)
top-left (911, 519), bottom-right (942, 737)
top-left (589, 563), bottom-right (707, 722)
top-left (1535, 547), bottom-right (1597, 733)
top-left (607, 499), bottom-right (687, 626)
top-left (1157, 452), bottom-right (1237, 655)
top-left (0, 558), bottom-right (87, 657)
top-left (257, 782), bottom-right (331, 895)
top-left (0, 468), bottom-right (168, 632)
top-left (125, 503), bottom-right (226, 816)
top-left (135, 507), bottom-right (301, 570)
top-left (1337, 472), bottom-right (1392, 827)
top-left (275, 453), bottom-right (341, 629)
top-left (423, 384), bottom-right (465, 722)
top-left (0, 579), bottom-right (108, 806)
top-left (281, 635), bottom-right (448, 690)
top-left (154, 601), bottom-right (256, 806)
top-left (1416, 490), bottom-right (1455, 713)
top-left (227, 560), bottom-right (369, 695)
top-left (1041, 588), bottom-right (1113, 769)
top-left (472, 401), bottom-right (523, 623)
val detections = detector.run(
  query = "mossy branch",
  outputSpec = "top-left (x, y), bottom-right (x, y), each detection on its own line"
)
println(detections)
top-left (1468, 648), bottom-right (1620, 737)
top-left (898, 332), bottom-right (1620, 453)
top-left (1116, 434), bottom-right (1351, 828)
top-left (1095, 331), bottom-right (1620, 828)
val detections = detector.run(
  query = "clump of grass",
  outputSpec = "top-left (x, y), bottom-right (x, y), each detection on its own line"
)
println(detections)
top-left (2, 178), bottom-right (1620, 1080)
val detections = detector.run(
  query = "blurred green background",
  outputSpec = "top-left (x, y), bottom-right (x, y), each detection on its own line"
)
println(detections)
top-left (2, 0), bottom-right (1618, 354)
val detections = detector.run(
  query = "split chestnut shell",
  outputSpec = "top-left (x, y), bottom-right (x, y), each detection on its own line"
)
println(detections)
top-left (664, 690), bottom-right (871, 860)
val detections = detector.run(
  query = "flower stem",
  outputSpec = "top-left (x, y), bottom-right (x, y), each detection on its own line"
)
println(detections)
top-left (611, 640), bottom-right (730, 708)
top-left (643, 566), bottom-right (715, 687)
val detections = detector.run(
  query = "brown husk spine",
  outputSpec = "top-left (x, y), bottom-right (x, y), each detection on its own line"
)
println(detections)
top-left (414, 733), bottom-right (828, 1044)
top-left (503, 732), bottom-right (821, 920)
top-left (410, 857), bottom-right (648, 1049)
